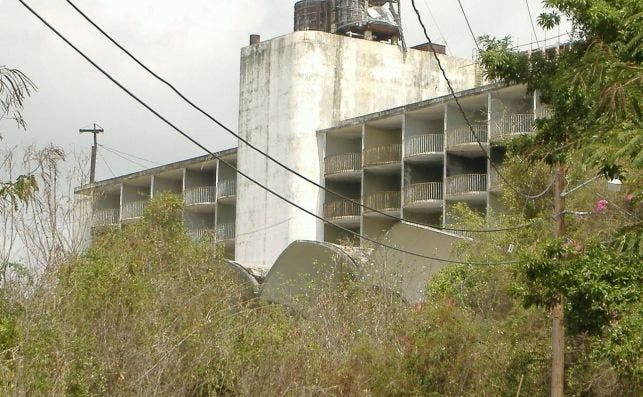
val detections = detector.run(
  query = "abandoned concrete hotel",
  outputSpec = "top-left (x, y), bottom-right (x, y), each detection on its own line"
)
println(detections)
top-left (77, 1), bottom-right (549, 303)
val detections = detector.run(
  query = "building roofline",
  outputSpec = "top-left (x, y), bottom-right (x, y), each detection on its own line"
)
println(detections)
top-left (318, 81), bottom-right (511, 134)
top-left (75, 147), bottom-right (237, 194)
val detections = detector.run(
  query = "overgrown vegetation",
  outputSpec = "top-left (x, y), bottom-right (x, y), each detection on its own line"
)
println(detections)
top-left (0, 194), bottom-right (640, 396)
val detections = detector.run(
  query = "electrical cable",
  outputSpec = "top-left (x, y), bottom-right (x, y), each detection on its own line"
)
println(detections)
top-left (411, 0), bottom-right (553, 200)
top-left (98, 151), bottom-right (116, 177)
top-left (455, 0), bottom-right (480, 52)
top-left (524, 0), bottom-right (541, 50)
top-left (99, 143), bottom-right (162, 166)
top-left (60, 0), bottom-right (540, 234)
top-left (100, 145), bottom-right (149, 170)
top-left (17, 0), bottom-right (521, 265)
top-left (420, 0), bottom-right (451, 54)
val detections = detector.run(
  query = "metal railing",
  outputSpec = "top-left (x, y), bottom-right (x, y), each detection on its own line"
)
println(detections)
top-left (446, 125), bottom-right (488, 147)
top-left (323, 200), bottom-right (361, 219)
top-left (122, 200), bottom-right (147, 220)
top-left (217, 179), bottom-right (236, 200)
top-left (189, 228), bottom-right (215, 242)
top-left (405, 134), bottom-right (444, 157)
top-left (446, 174), bottom-right (487, 196)
top-left (324, 153), bottom-right (362, 176)
top-left (92, 208), bottom-right (120, 227)
top-left (491, 114), bottom-right (534, 140)
top-left (404, 182), bottom-right (443, 205)
top-left (185, 186), bottom-right (216, 205)
top-left (216, 223), bottom-right (235, 241)
top-left (489, 168), bottom-right (502, 191)
top-left (364, 191), bottom-right (401, 212)
top-left (536, 106), bottom-right (553, 119)
top-left (363, 144), bottom-right (402, 167)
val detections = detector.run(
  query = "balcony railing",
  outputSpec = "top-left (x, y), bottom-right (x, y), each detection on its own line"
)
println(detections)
top-left (323, 200), bottom-right (361, 219)
top-left (446, 125), bottom-right (488, 147)
top-left (185, 186), bottom-right (216, 205)
top-left (404, 182), bottom-right (444, 205)
top-left (446, 174), bottom-right (487, 196)
top-left (324, 153), bottom-right (362, 176)
top-left (536, 106), bottom-right (552, 119)
top-left (216, 223), bottom-right (235, 241)
top-left (92, 208), bottom-right (120, 227)
top-left (217, 179), bottom-right (236, 200)
top-left (363, 144), bottom-right (402, 167)
top-left (122, 200), bottom-right (147, 220)
top-left (491, 114), bottom-right (534, 140)
top-left (405, 134), bottom-right (444, 158)
top-left (189, 228), bottom-right (215, 242)
top-left (364, 191), bottom-right (401, 212)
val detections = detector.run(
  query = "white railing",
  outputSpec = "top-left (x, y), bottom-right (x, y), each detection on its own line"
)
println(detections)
top-left (364, 191), bottom-right (401, 212)
top-left (446, 174), bottom-right (487, 196)
top-left (405, 134), bottom-right (444, 157)
top-left (92, 208), bottom-right (120, 227)
top-left (489, 168), bottom-right (502, 191)
top-left (446, 125), bottom-right (488, 147)
top-left (216, 223), bottom-right (235, 241)
top-left (323, 200), bottom-right (361, 219)
top-left (363, 144), bottom-right (402, 166)
top-left (189, 228), bottom-right (215, 242)
top-left (217, 179), bottom-right (236, 200)
top-left (324, 153), bottom-right (362, 176)
top-left (536, 106), bottom-right (553, 119)
top-left (491, 114), bottom-right (534, 140)
top-left (185, 186), bottom-right (216, 205)
top-left (121, 200), bottom-right (147, 220)
top-left (404, 182), bottom-right (443, 205)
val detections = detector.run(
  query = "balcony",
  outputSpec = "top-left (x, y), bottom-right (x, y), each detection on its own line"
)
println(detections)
top-left (189, 228), bottom-right (215, 242)
top-left (185, 186), bottom-right (216, 212)
top-left (491, 114), bottom-right (534, 142)
top-left (404, 182), bottom-right (444, 212)
top-left (445, 174), bottom-right (487, 202)
top-left (216, 223), bottom-right (235, 245)
top-left (323, 199), bottom-right (361, 227)
top-left (92, 208), bottom-right (120, 228)
top-left (404, 134), bottom-right (444, 163)
top-left (446, 125), bottom-right (488, 155)
top-left (363, 144), bottom-right (402, 173)
top-left (364, 190), bottom-right (401, 218)
top-left (121, 200), bottom-right (146, 222)
top-left (217, 179), bottom-right (236, 204)
top-left (324, 153), bottom-right (362, 181)
top-left (489, 168), bottom-right (502, 193)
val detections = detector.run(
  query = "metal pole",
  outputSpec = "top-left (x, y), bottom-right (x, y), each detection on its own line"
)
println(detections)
top-left (551, 160), bottom-right (566, 397)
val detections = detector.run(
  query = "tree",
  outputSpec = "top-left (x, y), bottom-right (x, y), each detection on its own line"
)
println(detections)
top-left (0, 66), bottom-right (38, 206)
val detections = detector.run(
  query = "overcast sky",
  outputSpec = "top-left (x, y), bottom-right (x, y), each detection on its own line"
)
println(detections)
top-left (1, 0), bottom-right (571, 181)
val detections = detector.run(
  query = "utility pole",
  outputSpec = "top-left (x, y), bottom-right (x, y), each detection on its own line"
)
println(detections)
top-left (79, 123), bottom-right (104, 184)
top-left (551, 160), bottom-right (567, 397)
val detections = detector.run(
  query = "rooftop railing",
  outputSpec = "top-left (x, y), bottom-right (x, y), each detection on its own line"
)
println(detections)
top-left (216, 223), bottom-right (235, 241)
top-left (185, 186), bottom-right (216, 206)
top-left (446, 174), bottom-right (487, 196)
top-left (363, 144), bottom-right (402, 167)
top-left (491, 114), bottom-right (534, 141)
top-left (122, 200), bottom-right (147, 220)
top-left (404, 182), bottom-right (443, 205)
top-left (323, 200), bottom-right (361, 220)
top-left (92, 208), bottom-right (120, 227)
top-left (217, 179), bottom-right (236, 200)
top-left (404, 134), bottom-right (444, 158)
top-left (446, 125), bottom-right (488, 147)
top-left (324, 153), bottom-right (362, 176)
top-left (364, 191), bottom-right (401, 213)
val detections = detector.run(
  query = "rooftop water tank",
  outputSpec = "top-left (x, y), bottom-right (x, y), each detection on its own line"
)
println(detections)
top-left (294, 0), bottom-right (332, 33)
top-left (334, 0), bottom-right (400, 41)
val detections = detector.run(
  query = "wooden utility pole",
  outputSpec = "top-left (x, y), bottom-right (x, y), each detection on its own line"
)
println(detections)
top-left (551, 160), bottom-right (567, 397)
top-left (79, 123), bottom-right (104, 184)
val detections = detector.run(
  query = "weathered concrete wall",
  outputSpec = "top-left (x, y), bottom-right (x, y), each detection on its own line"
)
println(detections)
top-left (237, 31), bottom-right (478, 270)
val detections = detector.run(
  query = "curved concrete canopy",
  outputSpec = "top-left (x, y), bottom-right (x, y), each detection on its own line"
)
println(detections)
top-left (223, 259), bottom-right (260, 300)
top-left (260, 240), bottom-right (360, 309)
